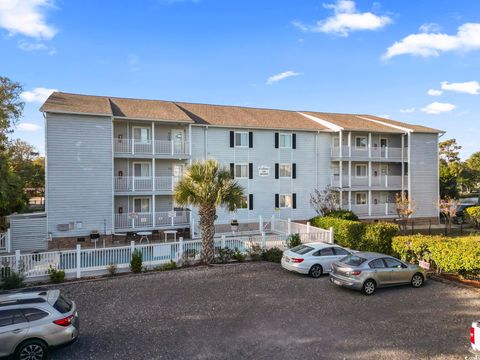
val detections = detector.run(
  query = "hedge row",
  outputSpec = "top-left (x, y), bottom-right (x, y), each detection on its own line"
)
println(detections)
top-left (392, 235), bottom-right (480, 276)
top-left (310, 216), bottom-right (399, 253)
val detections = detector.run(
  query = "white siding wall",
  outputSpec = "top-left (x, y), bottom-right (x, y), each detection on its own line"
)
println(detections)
top-left (46, 113), bottom-right (113, 237)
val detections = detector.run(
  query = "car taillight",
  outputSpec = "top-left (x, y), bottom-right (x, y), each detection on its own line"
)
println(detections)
top-left (291, 258), bottom-right (304, 263)
top-left (471, 326), bottom-right (475, 345)
top-left (53, 314), bottom-right (74, 327)
top-left (350, 270), bottom-right (362, 276)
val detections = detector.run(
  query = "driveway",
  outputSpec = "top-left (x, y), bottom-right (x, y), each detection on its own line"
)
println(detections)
top-left (51, 262), bottom-right (479, 360)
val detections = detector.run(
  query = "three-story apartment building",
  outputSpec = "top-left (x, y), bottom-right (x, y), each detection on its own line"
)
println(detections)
top-left (41, 92), bottom-right (442, 244)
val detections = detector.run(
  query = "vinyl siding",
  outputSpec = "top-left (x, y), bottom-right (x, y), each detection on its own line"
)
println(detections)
top-left (46, 113), bottom-right (113, 237)
top-left (10, 214), bottom-right (47, 252)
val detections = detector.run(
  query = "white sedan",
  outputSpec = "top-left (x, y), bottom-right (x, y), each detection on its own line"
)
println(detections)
top-left (281, 243), bottom-right (352, 278)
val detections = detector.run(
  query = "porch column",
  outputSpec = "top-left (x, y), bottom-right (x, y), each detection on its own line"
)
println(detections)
top-left (368, 133), bottom-right (372, 158)
top-left (368, 161), bottom-right (372, 187)
top-left (348, 160), bottom-right (352, 188)
top-left (152, 158), bottom-right (155, 192)
top-left (339, 160), bottom-right (343, 189)
top-left (339, 131), bottom-right (343, 157)
top-left (348, 191), bottom-right (352, 211)
top-left (152, 195), bottom-right (156, 227)
top-left (348, 131), bottom-right (352, 157)
top-left (407, 132), bottom-right (412, 209)
top-left (339, 190), bottom-right (343, 210)
top-left (368, 190), bottom-right (372, 216)
top-left (152, 122), bottom-right (155, 155)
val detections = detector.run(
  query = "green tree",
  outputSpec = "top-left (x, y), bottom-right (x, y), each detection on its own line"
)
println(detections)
top-left (460, 152), bottom-right (480, 193)
top-left (174, 160), bottom-right (244, 264)
top-left (0, 77), bottom-right (24, 144)
top-left (439, 139), bottom-right (462, 198)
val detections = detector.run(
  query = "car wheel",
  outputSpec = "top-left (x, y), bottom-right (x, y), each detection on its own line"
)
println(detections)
top-left (411, 273), bottom-right (424, 288)
top-left (16, 339), bottom-right (48, 360)
top-left (309, 264), bottom-right (323, 278)
top-left (361, 279), bottom-right (376, 296)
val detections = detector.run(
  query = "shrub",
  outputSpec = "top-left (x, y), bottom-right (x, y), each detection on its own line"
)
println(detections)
top-left (392, 235), bottom-right (440, 263)
top-left (466, 206), bottom-right (480, 228)
top-left (130, 249), bottom-right (143, 273)
top-left (232, 248), bottom-right (246, 262)
top-left (310, 216), bottom-right (365, 248)
top-left (157, 261), bottom-right (177, 271)
top-left (323, 209), bottom-right (359, 221)
top-left (262, 247), bottom-right (283, 263)
top-left (107, 263), bottom-right (117, 276)
top-left (287, 233), bottom-right (301, 249)
top-left (215, 248), bottom-right (235, 264)
top-left (361, 223), bottom-right (399, 254)
top-left (48, 266), bottom-right (65, 283)
top-left (1, 267), bottom-right (25, 290)
top-left (247, 244), bottom-right (263, 261)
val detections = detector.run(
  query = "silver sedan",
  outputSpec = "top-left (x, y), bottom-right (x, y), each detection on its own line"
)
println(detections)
top-left (329, 252), bottom-right (427, 295)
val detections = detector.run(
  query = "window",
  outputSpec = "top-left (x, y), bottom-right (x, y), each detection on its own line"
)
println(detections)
top-left (291, 245), bottom-right (314, 255)
top-left (134, 198), bottom-right (150, 213)
top-left (22, 308), bottom-right (49, 322)
top-left (355, 164), bottom-right (367, 178)
top-left (369, 259), bottom-right (386, 269)
top-left (0, 310), bottom-right (26, 327)
top-left (384, 258), bottom-right (406, 269)
top-left (279, 194), bottom-right (292, 208)
top-left (279, 134), bottom-right (292, 148)
top-left (333, 247), bottom-right (350, 256)
top-left (133, 163), bottom-right (151, 177)
top-left (339, 255), bottom-right (367, 266)
top-left (133, 127), bottom-right (150, 144)
top-left (279, 164), bottom-right (292, 178)
top-left (235, 164), bottom-right (249, 178)
top-left (235, 132), bottom-right (248, 147)
top-left (355, 136), bottom-right (367, 149)
top-left (53, 295), bottom-right (73, 314)
top-left (317, 247), bottom-right (334, 256)
top-left (238, 195), bottom-right (248, 209)
top-left (356, 192), bottom-right (367, 205)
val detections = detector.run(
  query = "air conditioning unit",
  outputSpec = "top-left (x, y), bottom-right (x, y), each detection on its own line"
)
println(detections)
top-left (57, 224), bottom-right (70, 231)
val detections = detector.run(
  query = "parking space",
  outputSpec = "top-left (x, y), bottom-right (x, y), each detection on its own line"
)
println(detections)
top-left (51, 262), bottom-right (479, 360)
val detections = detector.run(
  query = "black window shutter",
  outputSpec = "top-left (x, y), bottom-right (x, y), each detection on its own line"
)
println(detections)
top-left (275, 194), bottom-right (279, 208)
top-left (292, 163), bottom-right (296, 179)
top-left (275, 163), bottom-right (279, 179)
top-left (293, 193), bottom-right (297, 209)
top-left (249, 131), bottom-right (253, 148)
top-left (230, 163), bottom-right (234, 179)
top-left (292, 133), bottom-right (296, 149)
top-left (275, 133), bottom-right (279, 148)
top-left (249, 194), bottom-right (253, 210)
top-left (230, 131), bottom-right (234, 148)
top-left (249, 163), bottom-right (253, 179)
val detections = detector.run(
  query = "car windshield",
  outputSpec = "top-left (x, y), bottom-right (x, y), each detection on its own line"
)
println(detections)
top-left (339, 255), bottom-right (367, 267)
top-left (290, 245), bottom-right (314, 255)
top-left (53, 294), bottom-right (73, 314)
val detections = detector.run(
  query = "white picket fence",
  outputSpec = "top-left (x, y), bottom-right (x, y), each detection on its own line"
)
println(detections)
top-left (0, 228), bottom-right (333, 282)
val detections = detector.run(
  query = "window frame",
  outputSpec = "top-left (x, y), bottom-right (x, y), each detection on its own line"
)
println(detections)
top-left (355, 192), bottom-right (367, 205)
top-left (279, 163), bottom-right (292, 178)
top-left (234, 131), bottom-right (249, 148)
top-left (133, 197), bottom-right (151, 213)
top-left (133, 161), bottom-right (151, 178)
top-left (279, 194), bottom-right (293, 208)
top-left (355, 164), bottom-right (368, 178)
top-left (234, 163), bottom-right (249, 179)
top-left (355, 136), bottom-right (368, 150)
top-left (279, 133), bottom-right (292, 149)
top-left (237, 195), bottom-right (249, 209)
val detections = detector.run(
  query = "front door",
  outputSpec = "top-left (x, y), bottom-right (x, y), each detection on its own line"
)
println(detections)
top-left (133, 163), bottom-right (151, 191)
top-left (173, 164), bottom-right (184, 188)
top-left (172, 130), bottom-right (185, 154)
top-left (380, 138), bottom-right (388, 158)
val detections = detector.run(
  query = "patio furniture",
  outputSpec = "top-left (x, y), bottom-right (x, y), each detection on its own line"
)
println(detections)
top-left (164, 230), bottom-right (177, 242)
top-left (137, 231), bottom-right (152, 244)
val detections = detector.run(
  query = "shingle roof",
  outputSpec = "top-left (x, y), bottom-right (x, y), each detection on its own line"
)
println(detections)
top-left (40, 92), bottom-right (443, 133)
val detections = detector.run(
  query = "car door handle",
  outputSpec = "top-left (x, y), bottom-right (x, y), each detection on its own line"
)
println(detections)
top-left (12, 329), bottom-right (22, 333)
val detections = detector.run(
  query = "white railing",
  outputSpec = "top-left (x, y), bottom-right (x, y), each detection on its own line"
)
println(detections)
top-left (114, 139), bottom-right (189, 156)
top-left (348, 203), bottom-right (397, 217)
top-left (331, 175), bottom-right (407, 189)
top-left (331, 146), bottom-right (407, 160)
top-left (114, 210), bottom-right (190, 230)
top-left (0, 226), bottom-right (333, 281)
top-left (114, 176), bottom-right (182, 192)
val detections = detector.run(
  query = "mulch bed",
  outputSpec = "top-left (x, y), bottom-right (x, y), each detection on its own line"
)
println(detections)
top-left (431, 272), bottom-right (480, 289)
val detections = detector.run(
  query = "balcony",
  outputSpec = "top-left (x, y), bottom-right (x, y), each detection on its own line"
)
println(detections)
top-left (331, 146), bottom-right (407, 161)
top-left (331, 175), bottom-right (407, 189)
top-left (114, 139), bottom-right (189, 157)
top-left (114, 210), bottom-right (190, 230)
top-left (349, 203), bottom-right (397, 217)
top-left (114, 176), bottom-right (182, 193)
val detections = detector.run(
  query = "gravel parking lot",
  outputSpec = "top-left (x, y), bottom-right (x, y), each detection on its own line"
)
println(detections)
top-left (51, 262), bottom-right (480, 360)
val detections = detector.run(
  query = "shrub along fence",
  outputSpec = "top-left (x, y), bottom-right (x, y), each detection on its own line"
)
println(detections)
top-left (392, 235), bottom-right (480, 279)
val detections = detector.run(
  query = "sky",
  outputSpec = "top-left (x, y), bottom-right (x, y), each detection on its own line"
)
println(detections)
top-left (1, 0), bottom-right (479, 158)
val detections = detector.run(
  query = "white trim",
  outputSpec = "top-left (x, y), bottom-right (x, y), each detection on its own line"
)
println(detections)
top-left (298, 112), bottom-right (344, 132)
top-left (355, 163), bottom-right (368, 178)
top-left (356, 116), bottom-right (412, 133)
top-left (355, 135), bottom-right (368, 150)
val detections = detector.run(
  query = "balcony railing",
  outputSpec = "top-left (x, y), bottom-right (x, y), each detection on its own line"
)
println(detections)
top-left (331, 146), bottom-right (407, 160)
top-left (114, 139), bottom-right (189, 156)
top-left (330, 175), bottom-right (407, 188)
top-left (348, 203), bottom-right (397, 217)
top-left (114, 210), bottom-right (190, 230)
top-left (114, 176), bottom-right (182, 192)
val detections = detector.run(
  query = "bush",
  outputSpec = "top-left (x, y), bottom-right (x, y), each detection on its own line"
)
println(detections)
top-left (215, 248), bottom-right (235, 264)
top-left (392, 235), bottom-right (480, 278)
top-left (287, 233), bottom-right (301, 249)
top-left (130, 249), bottom-right (143, 273)
top-left (157, 261), bottom-right (177, 271)
top-left (48, 266), bottom-right (65, 283)
top-left (232, 248), bottom-right (246, 262)
top-left (262, 247), bottom-right (283, 263)
top-left (247, 244), bottom-right (263, 261)
top-left (310, 216), bottom-right (365, 248)
top-left (1, 268), bottom-right (25, 290)
top-left (323, 209), bottom-right (359, 221)
top-left (107, 263), bottom-right (117, 276)
top-left (466, 206), bottom-right (480, 228)
top-left (361, 223), bottom-right (399, 254)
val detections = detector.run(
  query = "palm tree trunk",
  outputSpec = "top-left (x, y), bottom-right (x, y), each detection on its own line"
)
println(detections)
top-left (199, 205), bottom-right (216, 264)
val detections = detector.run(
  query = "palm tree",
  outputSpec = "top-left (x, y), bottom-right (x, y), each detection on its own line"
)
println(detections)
top-left (174, 159), bottom-right (244, 264)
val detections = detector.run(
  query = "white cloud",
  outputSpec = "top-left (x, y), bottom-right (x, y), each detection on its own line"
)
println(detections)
top-left (17, 39), bottom-right (55, 54)
top-left (266, 71), bottom-right (301, 85)
top-left (441, 81), bottom-right (480, 95)
top-left (400, 108), bottom-right (415, 113)
top-left (17, 122), bottom-right (41, 132)
top-left (427, 89), bottom-right (443, 96)
top-left (20, 87), bottom-right (57, 103)
top-left (293, 0), bottom-right (391, 37)
top-left (419, 23), bottom-right (441, 33)
top-left (383, 23), bottom-right (480, 59)
top-left (0, 0), bottom-right (57, 39)
top-left (421, 102), bottom-right (456, 115)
